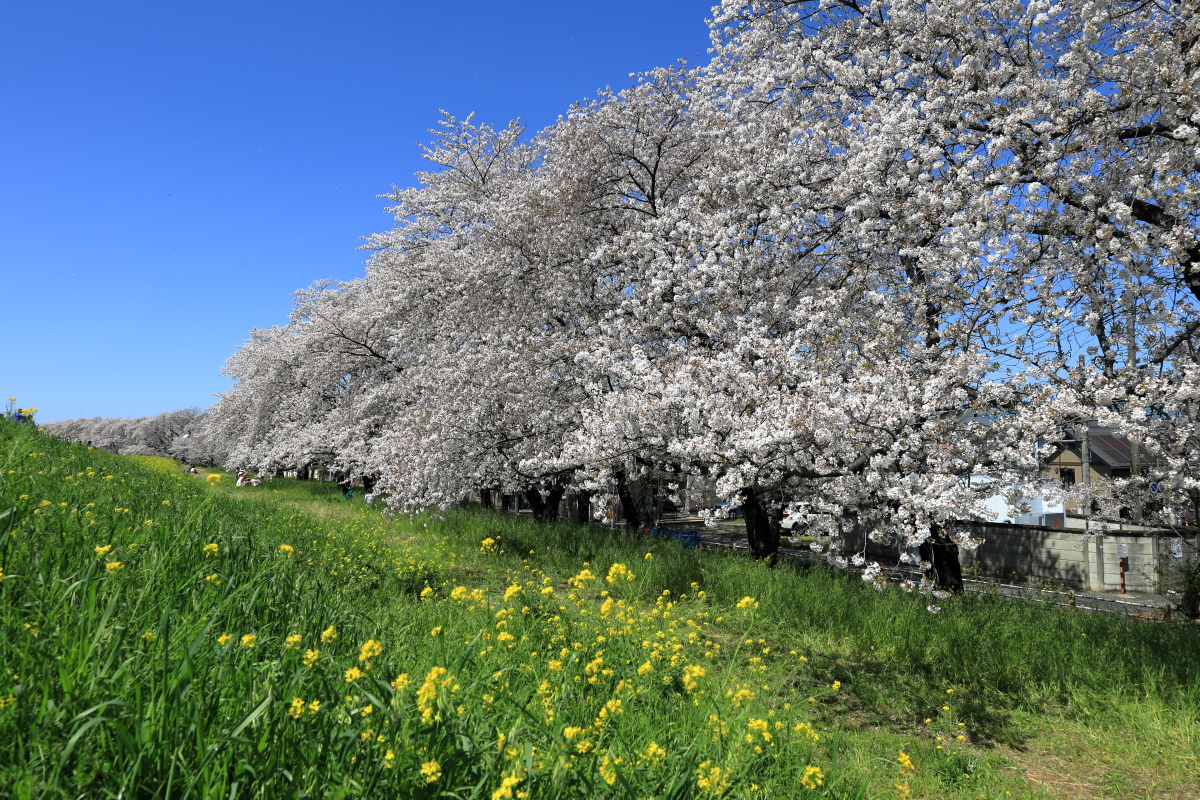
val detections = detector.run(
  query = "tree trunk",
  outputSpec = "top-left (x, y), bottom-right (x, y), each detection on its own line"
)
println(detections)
top-left (524, 484), bottom-right (565, 523)
top-left (525, 487), bottom-right (545, 520)
top-left (919, 524), bottom-right (964, 593)
top-left (576, 490), bottom-right (593, 523)
top-left (480, 488), bottom-right (493, 510)
top-left (740, 487), bottom-right (780, 561)
top-left (297, 465), bottom-right (310, 481)
top-left (615, 469), bottom-right (642, 532)
top-left (543, 483), bottom-right (565, 523)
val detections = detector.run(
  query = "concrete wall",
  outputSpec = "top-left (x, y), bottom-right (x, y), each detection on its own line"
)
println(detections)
top-left (841, 521), bottom-right (1197, 593)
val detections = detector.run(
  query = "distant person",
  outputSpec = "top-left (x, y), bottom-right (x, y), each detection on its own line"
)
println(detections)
top-left (361, 474), bottom-right (378, 505)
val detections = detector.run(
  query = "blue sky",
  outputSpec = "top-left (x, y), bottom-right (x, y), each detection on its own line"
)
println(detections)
top-left (1, 1), bottom-right (713, 422)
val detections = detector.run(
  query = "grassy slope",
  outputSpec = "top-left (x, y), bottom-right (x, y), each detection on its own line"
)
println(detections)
top-left (1, 419), bottom-right (1197, 799)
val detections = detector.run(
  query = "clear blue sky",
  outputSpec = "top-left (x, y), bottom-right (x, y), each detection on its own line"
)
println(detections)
top-left (1, 1), bottom-right (713, 422)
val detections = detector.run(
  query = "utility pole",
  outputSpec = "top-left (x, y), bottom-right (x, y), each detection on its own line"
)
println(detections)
top-left (1128, 305), bottom-right (1140, 477)
top-left (1081, 421), bottom-right (1090, 491)
top-left (1128, 304), bottom-right (1142, 524)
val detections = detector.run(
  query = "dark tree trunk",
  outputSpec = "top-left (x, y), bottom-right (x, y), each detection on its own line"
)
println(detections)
top-left (543, 483), bottom-right (565, 523)
top-left (615, 469), bottom-right (642, 532)
top-left (919, 524), bottom-right (964, 593)
top-left (297, 465), bottom-right (310, 481)
top-left (576, 490), bottom-right (593, 523)
top-left (524, 487), bottom-right (545, 520)
top-left (524, 484), bottom-right (565, 523)
top-left (740, 487), bottom-right (780, 561)
top-left (480, 488), bottom-right (493, 510)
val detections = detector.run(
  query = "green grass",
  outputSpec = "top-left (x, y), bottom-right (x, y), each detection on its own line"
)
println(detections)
top-left (1, 418), bottom-right (1197, 799)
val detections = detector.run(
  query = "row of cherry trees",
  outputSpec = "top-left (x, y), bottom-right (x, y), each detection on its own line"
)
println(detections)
top-left (207, 0), bottom-right (1200, 589)
top-left (45, 408), bottom-right (219, 465)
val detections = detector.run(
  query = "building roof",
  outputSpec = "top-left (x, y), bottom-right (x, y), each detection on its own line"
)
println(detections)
top-left (1065, 426), bottom-right (1158, 469)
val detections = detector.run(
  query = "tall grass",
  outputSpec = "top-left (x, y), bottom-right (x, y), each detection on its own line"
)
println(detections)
top-left (2, 418), bottom-right (1197, 799)
top-left (427, 508), bottom-right (1200, 716)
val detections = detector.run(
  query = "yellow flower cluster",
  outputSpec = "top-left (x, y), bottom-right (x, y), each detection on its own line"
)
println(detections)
top-left (287, 697), bottom-right (321, 720)
top-left (605, 563), bottom-right (633, 584)
top-left (358, 638), bottom-right (382, 663)
top-left (800, 765), bottom-right (825, 790)
top-left (420, 759), bottom-right (441, 783)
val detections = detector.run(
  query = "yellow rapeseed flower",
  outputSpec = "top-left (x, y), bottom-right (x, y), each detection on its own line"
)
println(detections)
top-left (801, 765), bottom-right (824, 790)
top-left (605, 563), bottom-right (633, 584)
top-left (568, 568), bottom-right (596, 587)
top-left (492, 773), bottom-right (524, 799)
top-left (240, 634), bottom-right (257, 648)
top-left (302, 649), bottom-right (320, 668)
top-left (288, 698), bottom-right (306, 719)
top-left (695, 761), bottom-right (730, 795)
top-left (793, 722), bottom-right (820, 740)
top-left (641, 741), bottom-right (666, 762)
top-left (359, 639), bottom-right (383, 662)
top-left (217, 632), bottom-right (233, 647)
top-left (94, 544), bottom-right (113, 557)
top-left (321, 626), bottom-right (337, 643)
top-left (736, 596), bottom-right (758, 610)
top-left (683, 664), bottom-right (706, 692)
top-left (203, 543), bottom-right (218, 557)
top-left (279, 544), bottom-right (294, 557)
top-left (284, 634), bottom-right (302, 650)
top-left (105, 562), bottom-right (124, 573)
top-left (419, 759), bottom-right (441, 783)
top-left (344, 667), bottom-right (364, 683)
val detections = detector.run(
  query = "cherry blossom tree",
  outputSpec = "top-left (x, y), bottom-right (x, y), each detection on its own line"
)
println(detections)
top-left (210, 0), bottom-right (1200, 594)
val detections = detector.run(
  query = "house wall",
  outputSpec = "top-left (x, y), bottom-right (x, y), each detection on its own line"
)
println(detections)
top-left (1045, 451), bottom-right (1108, 513)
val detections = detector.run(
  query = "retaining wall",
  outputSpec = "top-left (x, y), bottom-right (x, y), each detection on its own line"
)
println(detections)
top-left (841, 522), bottom-right (1197, 593)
